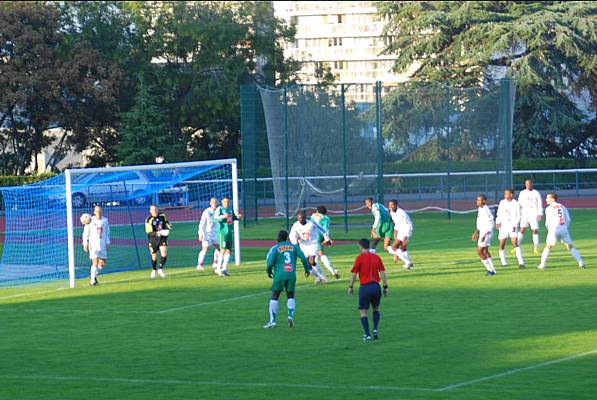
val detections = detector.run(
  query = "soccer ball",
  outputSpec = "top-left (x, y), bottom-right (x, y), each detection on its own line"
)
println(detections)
top-left (80, 213), bottom-right (92, 225)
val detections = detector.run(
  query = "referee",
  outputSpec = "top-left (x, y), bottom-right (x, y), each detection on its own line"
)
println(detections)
top-left (348, 238), bottom-right (389, 341)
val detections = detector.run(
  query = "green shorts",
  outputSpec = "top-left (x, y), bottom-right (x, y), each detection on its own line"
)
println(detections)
top-left (375, 221), bottom-right (394, 240)
top-left (317, 235), bottom-right (325, 251)
top-left (218, 231), bottom-right (234, 250)
top-left (271, 277), bottom-right (296, 293)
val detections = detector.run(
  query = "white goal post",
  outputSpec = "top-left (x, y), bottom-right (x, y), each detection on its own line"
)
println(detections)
top-left (65, 159), bottom-right (241, 288)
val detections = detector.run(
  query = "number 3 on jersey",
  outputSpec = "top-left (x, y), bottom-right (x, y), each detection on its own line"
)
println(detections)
top-left (283, 251), bottom-right (293, 272)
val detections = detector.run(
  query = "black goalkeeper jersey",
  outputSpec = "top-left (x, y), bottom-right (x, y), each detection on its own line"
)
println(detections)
top-left (145, 213), bottom-right (171, 239)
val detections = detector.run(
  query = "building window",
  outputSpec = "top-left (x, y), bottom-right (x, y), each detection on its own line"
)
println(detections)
top-left (337, 14), bottom-right (343, 23)
top-left (328, 37), bottom-right (343, 47)
top-left (290, 16), bottom-right (298, 25)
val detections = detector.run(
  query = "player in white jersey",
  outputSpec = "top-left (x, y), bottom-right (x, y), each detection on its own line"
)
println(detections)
top-left (495, 189), bottom-right (525, 268)
top-left (82, 205), bottom-right (110, 286)
top-left (518, 179), bottom-right (543, 254)
top-left (196, 197), bottom-right (221, 272)
top-left (471, 194), bottom-right (497, 276)
top-left (538, 193), bottom-right (585, 270)
top-left (289, 211), bottom-right (328, 283)
top-left (388, 200), bottom-right (414, 270)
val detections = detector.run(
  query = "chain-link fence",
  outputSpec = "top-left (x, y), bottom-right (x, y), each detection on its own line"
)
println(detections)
top-left (241, 80), bottom-right (516, 229)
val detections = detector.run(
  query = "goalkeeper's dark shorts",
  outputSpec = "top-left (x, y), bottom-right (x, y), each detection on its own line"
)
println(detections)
top-left (148, 237), bottom-right (168, 254)
top-left (358, 282), bottom-right (381, 310)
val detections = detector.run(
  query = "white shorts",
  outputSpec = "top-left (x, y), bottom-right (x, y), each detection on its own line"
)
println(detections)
top-left (299, 242), bottom-right (318, 257)
top-left (89, 245), bottom-right (107, 260)
top-left (201, 232), bottom-right (218, 247)
top-left (520, 213), bottom-right (540, 230)
top-left (498, 226), bottom-right (518, 240)
top-left (394, 226), bottom-right (413, 241)
top-left (546, 228), bottom-right (572, 247)
top-left (477, 230), bottom-right (493, 248)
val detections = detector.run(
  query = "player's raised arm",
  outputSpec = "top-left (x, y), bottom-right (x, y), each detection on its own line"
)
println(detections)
top-left (311, 220), bottom-right (331, 242)
top-left (371, 204), bottom-right (381, 229)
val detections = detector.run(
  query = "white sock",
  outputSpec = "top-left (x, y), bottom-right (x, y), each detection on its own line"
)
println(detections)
top-left (499, 250), bottom-right (507, 266)
top-left (222, 252), bottom-right (231, 271)
top-left (369, 248), bottom-right (377, 254)
top-left (518, 232), bottom-right (523, 243)
top-left (570, 248), bottom-right (583, 266)
top-left (487, 258), bottom-right (496, 272)
top-left (311, 264), bottom-right (325, 280)
top-left (481, 259), bottom-right (492, 272)
top-left (197, 249), bottom-right (207, 266)
top-left (268, 300), bottom-right (278, 323)
top-left (320, 255), bottom-right (335, 274)
top-left (90, 265), bottom-right (97, 282)
top-left (287, 298), bottom-right (295, 318)
top-left (532, 234), bottom-right (539, 248)
top-left (212, 249), bottom-right (220, 269)
top-left (401, 250), bottom-right (412, 264)
top-left (387, 246), bottom-right (395, 256)
top-left (515, 247), bottom-right (525, 265)
top-left (540, 247), bottom-right (550, 268)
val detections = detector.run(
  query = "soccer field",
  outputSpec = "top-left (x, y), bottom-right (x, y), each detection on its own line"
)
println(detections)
top-left (1, 211), bottom-right (596, 399)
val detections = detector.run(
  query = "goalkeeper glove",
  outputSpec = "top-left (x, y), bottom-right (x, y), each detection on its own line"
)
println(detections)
top-left (304, 270), bottom-right (311, 278)
top-left (267, 271), bottom-right (273, 279)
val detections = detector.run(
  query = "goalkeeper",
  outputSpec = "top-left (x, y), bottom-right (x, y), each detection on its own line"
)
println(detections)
top-left (145, 204), bottom-right (172, 279)
top-left (263, 230), bottom-right (311, 329)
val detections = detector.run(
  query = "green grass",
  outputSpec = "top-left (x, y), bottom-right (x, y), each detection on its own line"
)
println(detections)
top-left (1, 210), bottom-right (596, 399)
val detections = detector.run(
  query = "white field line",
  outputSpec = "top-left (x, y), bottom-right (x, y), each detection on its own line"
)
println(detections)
top-left (438, 349), bottom-right (597, 391)
top-left (3, 350), bottom-right (596, 392)
top-left (0, 287), bottom-right (67, 300)
top-left (0, 262), bottom-right (477, 314)
top-left (0, 374), bottom-right (438, 392)
top-left (153, 281), bottom-right (326, 314)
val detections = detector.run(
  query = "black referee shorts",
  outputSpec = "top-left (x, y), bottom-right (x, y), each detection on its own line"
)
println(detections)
top-left (358, 282), bottom-right (381, 310)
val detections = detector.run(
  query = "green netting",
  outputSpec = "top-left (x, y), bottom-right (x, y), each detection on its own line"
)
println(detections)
top-left (240, 80), bottom-right (515, 228)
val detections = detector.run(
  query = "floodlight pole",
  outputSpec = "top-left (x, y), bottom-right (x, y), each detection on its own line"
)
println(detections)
top-left (65, 169), bottom-right (76, 288)
top-left (231, 159), bottom-right (241, 265)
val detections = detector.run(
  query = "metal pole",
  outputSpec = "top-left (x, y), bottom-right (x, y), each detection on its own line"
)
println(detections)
top-left (341, 84), bottom-right (348, 232)
top-left (375, 81), bottom-right (384, 203)
top-left (231, 159), bottom-right (241, 265)
top-left (284, 86), bottom-right (290, 230)
top-left (65, 169), bottom-right (76, 288)
top-left (445, 82), bottom-right (452, 219)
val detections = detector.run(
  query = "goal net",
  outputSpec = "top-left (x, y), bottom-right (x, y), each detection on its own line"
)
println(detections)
top-left (0, 159), bottom-right (239, 287)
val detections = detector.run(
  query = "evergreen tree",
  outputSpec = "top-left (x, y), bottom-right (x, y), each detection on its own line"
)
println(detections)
top-left (118, 78), bottom-right (169, 165)
top-left (378, 1), bottom-right (597, 158)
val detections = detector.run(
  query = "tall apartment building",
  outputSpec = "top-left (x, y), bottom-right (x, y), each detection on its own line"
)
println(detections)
top-left (272, 1), bottom-right (418, 101)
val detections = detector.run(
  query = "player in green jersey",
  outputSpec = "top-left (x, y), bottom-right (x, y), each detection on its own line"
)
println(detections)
top-left (263, 230), bottom-right (311, 328)
top-left (364, 197), bottom-right (396, 257)
top-left (310, 206), bottom-right (340, 279)
top-left (214, 196), bottom-right (241, 277)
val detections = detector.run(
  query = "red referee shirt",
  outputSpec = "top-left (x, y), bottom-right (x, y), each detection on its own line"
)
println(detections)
top-left (351, 252), bottom-right (385, 285)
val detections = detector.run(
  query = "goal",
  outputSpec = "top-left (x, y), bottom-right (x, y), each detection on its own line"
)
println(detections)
top-left (0, 159), bottom-right (240, 287)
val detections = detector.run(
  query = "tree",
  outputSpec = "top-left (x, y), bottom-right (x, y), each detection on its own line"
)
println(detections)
top-left (118, 77), bottom-right (169, 165)
top-left (58, 1), bottom-right (150, 166)
top-left (141, 1), bottom-right (298, 162)
top-left (378, 1), bottom-right (597, 158)
top-left (0, 2), bottom-right (120, 174)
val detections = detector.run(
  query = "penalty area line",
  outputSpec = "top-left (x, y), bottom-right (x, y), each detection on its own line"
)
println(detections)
top-left (438, 349), bottom-right (597, 391)
top-left (0, 374), bottom-right (438, 392)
